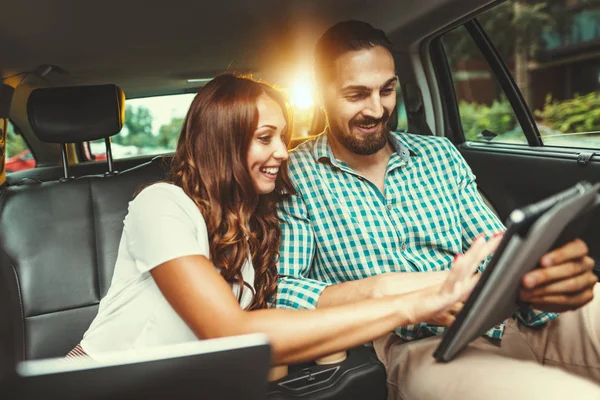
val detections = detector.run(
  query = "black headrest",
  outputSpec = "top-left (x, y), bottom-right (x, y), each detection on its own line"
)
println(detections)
top-left (27, 84), bottom-right (125, 143)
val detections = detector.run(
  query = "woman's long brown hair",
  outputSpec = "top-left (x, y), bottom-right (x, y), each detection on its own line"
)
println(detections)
top-left (169, 73), bottom-right (295, 310)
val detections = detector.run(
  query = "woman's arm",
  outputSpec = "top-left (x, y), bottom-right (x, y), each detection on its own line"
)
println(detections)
top-left (151, 235), bottom-right (500, 364)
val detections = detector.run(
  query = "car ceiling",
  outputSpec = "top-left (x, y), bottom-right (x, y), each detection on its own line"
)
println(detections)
top-left (1, 0), bottom-right (496, 98)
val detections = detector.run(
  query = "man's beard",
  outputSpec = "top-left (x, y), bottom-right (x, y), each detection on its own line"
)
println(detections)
top-left (329, 111), bottom-right (391, 156)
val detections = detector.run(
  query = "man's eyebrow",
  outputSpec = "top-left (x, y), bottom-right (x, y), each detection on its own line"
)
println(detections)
top-left (341, 85), bottom-right (370, 93)
top-left (341, 77), bottom-right (398, 93)
top-left (382, 77), bottom-right (398, 87)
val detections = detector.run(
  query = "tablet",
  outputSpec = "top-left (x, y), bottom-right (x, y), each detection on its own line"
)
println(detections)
top-left (434, 181), bottom-right (600, 362)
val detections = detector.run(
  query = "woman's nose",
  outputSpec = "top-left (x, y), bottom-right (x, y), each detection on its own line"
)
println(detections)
top-left (273, 141), bottom-right (288, 161)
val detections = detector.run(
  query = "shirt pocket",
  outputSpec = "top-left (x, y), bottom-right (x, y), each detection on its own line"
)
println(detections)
top-left (406, 181), bottom-right (460, 240)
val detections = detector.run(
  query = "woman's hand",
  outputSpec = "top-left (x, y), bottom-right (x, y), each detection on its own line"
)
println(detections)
top-left (407, 234), bottom-right (503, 327)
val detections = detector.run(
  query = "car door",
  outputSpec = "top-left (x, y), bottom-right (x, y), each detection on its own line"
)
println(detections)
top-left (428, 1), bottom-right (600, 268)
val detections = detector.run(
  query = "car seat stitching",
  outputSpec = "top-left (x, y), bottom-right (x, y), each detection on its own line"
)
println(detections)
top-left (1, 248), bottom-right (26, 360)
top-left (89, 181), bottom-right (102, 299)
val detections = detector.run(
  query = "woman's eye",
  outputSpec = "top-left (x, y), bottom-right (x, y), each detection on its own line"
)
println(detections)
top-left (258, 135), bottom-right (271, 144)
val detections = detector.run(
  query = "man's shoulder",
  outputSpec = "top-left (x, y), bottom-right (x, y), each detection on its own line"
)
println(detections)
top-left (287, 136), bottom-right (320, 170)
top-left (392, 131), bottom-right (454, 155)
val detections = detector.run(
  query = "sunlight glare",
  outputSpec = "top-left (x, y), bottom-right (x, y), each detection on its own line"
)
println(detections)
top-left (289, 74), bottom-right (314, 110)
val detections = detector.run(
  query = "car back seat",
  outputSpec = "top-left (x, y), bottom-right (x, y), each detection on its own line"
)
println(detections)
top-left (0, 84), bottom-right (387, 400)
top-left (0, 84), bottom-right (169, 361)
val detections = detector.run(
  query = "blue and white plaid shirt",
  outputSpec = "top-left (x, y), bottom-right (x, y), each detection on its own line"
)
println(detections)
top-left (275, 131), bottom-right (557, 340)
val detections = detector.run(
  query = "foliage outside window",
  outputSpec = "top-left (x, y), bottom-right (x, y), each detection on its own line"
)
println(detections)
top-left (89, 94), bottom-right (195, 160)
top-left (90, 88), bottom-right (325, 160)
top-left (5, 121), bottom-right (35, 174)
top-left (6, 121), bottom-right (28, 158)
top-left (443, 0), bottom-right (600, 149)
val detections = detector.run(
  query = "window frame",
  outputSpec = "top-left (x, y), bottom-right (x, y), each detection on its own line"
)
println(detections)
top-left (431, 18), bottom-right (543, 146)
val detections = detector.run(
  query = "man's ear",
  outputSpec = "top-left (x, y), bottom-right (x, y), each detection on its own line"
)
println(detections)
top-left (311, 75), bottom-right (324, 109)
top-left (315, 90), bottom-right (324, 110)
top-left (309, 83), bottom-right (327, 136)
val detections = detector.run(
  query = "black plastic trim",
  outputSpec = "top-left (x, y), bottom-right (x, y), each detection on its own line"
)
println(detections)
top-left (430, 37), bottom-right (463, 143)
top-left (458, 141), bottom-right (600, 162)
top-left (464, 19), bottom-right (542, 146)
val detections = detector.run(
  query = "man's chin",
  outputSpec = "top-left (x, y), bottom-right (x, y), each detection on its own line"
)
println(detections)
top-left (349, 136), bottom-right (388, 155)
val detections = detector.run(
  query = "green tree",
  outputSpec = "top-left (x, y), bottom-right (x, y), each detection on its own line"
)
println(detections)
top-left (114, 105), bottom-right (157, 148)
top-left (6, 122), bottom-right (27, 158)
top-left (157, 117), bottom-right (184, 150)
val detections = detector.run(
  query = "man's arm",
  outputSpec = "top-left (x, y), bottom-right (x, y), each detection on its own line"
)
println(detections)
top-left (275, 191), bottom-right (329, 309)
top-left (317, 271), bottom-right (449, 308)
top-left (445, 139), bottom-right (505, 255)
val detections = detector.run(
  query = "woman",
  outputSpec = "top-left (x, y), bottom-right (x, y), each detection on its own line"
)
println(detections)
top-left (70, 74), bottom-right (501, 364)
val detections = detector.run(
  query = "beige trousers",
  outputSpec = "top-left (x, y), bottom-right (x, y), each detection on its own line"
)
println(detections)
top-left (373, 285), bottom-right (600, 400)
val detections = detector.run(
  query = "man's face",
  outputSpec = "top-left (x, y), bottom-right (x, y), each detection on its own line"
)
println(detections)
top-left (322, 46), bottom-right (397, 156)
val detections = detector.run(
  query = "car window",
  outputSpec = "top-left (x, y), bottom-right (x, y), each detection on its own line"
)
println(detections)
top-left (482, 0), bottom-right (600, 149)
top-left (442, 25), bottom-right (527, 145)
top-left (442, 0), bottom-right (600, 148)
top-left (87, 93), bottom-right (196, 160)
top-left (87, 84), bottom-right (329, 160)
top-left (5, 120), bottom-right (36, 173)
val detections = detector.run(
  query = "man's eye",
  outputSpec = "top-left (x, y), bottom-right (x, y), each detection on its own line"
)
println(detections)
top-left (346, 94), bottom-right (362, 102)
top-left (381, 87), bottom-right (395, 96)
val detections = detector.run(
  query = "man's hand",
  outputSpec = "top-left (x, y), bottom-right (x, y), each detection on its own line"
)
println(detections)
top-left (520, 238), bottom-right (597, 312)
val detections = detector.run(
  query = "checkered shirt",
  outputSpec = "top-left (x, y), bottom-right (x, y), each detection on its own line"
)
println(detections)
top-left (275, 131), bottom-right (557, 340)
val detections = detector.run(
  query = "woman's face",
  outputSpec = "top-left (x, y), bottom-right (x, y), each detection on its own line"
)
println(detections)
top-left (247, 94), bottom-right (289, 195)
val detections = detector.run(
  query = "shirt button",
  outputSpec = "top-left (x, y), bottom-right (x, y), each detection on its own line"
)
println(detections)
top-left (402, 243), bottom-right (407, 251)
top-left (386, 204), bottom-right (392, 210)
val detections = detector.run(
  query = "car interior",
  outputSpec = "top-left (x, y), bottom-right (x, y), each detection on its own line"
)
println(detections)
top-left (1, 0), bottom-right (599, 398)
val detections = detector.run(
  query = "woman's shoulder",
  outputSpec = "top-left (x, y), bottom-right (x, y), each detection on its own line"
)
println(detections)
top-left (130, 182), bottom-right (202, 220)
top-left (135, 182), bottom-right (190, 203)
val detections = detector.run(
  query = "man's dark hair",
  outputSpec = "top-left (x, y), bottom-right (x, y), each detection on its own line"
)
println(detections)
top-left (314, 20), bottom-right (394, 84)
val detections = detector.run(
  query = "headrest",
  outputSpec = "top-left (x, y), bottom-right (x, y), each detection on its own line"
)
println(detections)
top-left (27, 84), bottom-right (125, 143)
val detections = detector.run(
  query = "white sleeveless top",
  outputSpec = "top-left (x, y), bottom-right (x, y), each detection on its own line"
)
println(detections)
top-left (80, 183), bottom-right (255, 360)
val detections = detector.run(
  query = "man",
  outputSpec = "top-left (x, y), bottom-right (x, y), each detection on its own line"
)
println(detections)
top-left (276, 21), bottom-right (600, 399)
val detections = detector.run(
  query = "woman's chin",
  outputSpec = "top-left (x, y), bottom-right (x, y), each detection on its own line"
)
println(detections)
top-left (258, 183), bottom-right (276, 195)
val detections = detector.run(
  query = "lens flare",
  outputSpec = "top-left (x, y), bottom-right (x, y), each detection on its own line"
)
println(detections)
top-left (289, 75), bottom-right (314, 110)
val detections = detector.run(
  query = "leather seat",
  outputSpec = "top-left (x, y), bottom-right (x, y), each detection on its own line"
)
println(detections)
top-left (0, 84), bottom-right (387, 400)
top-left (0, 85), bottom-right (169, 361)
